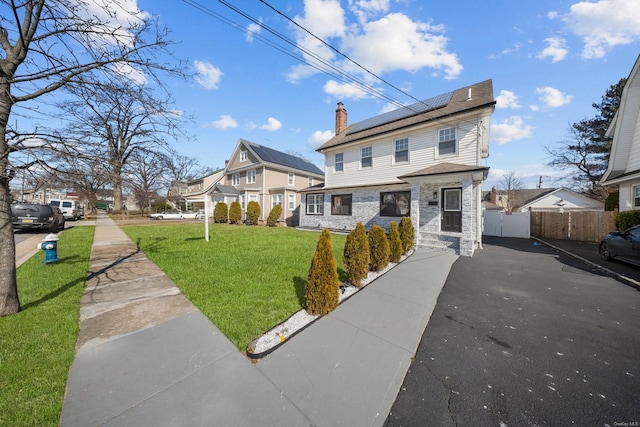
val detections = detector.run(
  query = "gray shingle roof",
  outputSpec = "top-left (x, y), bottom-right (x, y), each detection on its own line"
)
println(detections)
top-left (318, 79), bottom-right (495, 151)
top-left (242, 139), bottom-right (323, 175)
top-left (399, 162), bottom-right (490, 179)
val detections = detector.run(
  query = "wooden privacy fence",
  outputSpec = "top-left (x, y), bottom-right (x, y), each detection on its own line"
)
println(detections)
top-left (530, 210), bottom-right (617, 242)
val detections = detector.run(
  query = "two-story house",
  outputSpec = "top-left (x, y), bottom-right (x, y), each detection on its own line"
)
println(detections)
top-left (220, 139), bottom-right (324, 225)
top-left (599, 54), bottom-right (640, 211)
top-left (299, 80), bottom-right (495, 256)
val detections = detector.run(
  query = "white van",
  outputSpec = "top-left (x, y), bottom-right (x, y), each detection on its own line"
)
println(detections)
top-left (50, 199), bottom-right (84, 220)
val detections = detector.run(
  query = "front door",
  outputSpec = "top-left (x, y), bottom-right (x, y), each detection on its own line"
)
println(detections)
top-left (442, 188), bottom-right (462, 232)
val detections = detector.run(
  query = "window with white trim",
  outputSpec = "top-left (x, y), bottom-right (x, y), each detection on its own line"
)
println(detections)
top-left (306, 193), bottom-right (324, 215)
top-left (247, 169), bottom-right (256, 184)
top-left (239, 194), bottom-right (245, 210)
top-left (634, 186), bottom-right (640, 207)
top-left (288, 194), bottom-right (296, 211)
top-left (394, 138), bottom-right (408, 163)
top-left (361, 146), bottom-right (372, 168)
top-left (240, 150), bottom-right (247, 162)
top-left (308, 176), bottom-right (314, 187)
top-left (335, 152), bottom-right (344, 172)
top-left (288, 172), bottom-right (295, 186)
top-left (272, 194), bottom-right (282, 208)
top-left (438, 127), bottom-right (456, 155)
top-left (231, 173), bottom-right (239, 186)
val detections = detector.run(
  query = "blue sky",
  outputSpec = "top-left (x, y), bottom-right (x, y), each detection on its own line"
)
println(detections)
top-left (133, 1), bottom-right (639, 189)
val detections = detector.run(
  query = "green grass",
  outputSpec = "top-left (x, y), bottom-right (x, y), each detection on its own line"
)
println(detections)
top-left (121, 223), bottom-right (346, 351)
top-left (0, 226), bottom-right (94, 427)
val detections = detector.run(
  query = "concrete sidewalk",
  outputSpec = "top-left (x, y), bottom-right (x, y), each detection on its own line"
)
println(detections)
top-left (51, 214), bottom-right (456, 427)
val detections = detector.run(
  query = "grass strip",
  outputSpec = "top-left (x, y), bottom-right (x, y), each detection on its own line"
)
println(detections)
top-left (0, 226), bottom-right (94, 427)
top-left (121, 223), bottom-right (346, 351)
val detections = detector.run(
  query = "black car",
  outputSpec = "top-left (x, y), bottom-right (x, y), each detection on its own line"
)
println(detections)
top-left (11, 203), bottom-right (65, 232)
top-left (599, 224), bottom-right (640, 266)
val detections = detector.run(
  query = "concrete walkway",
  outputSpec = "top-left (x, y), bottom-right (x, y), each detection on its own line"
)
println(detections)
top-left (18, 214), bottom-right (456, 426)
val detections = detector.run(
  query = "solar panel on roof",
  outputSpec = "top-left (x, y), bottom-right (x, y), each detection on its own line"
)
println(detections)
top-left (347, 91), bottom-right (454, 135)
top-left (249, 143), bottom-right (323, 175)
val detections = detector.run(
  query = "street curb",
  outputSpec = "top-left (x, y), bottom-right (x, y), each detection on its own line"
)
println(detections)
top-left (533, 237), bottom-right (640, 292)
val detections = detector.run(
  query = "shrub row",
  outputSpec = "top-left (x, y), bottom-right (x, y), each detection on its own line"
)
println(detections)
top-left (616, 209), bottom-right (640, 231)
top-left (209, 202), bottom-right (284, 226)
top-left (305, 218), bottom-right (416, 315)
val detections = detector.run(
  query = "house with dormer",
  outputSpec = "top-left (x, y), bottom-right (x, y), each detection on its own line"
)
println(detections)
top-left (599, 54), bottom-right (640, 211)
top-left (299, 80), bottom-right (495, 256)
top-left (221, 139), bottom-right (324, 225)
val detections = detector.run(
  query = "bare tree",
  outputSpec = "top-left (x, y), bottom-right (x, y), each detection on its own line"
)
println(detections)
top-left (124, 149), bottom-right (168, 213)
top-left (0, 0), bottom-right (187, 316)
top-left (499, 170), bottom-right (525, 213)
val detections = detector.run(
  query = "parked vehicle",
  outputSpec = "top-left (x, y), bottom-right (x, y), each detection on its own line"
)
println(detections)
top-left (11, 203), bottom-right (65, 231)
top-left (599, 225), bottom-right (640, 266)
top-left (149, 210), bottom-right (198, 220)
top-left (50, 199), bottom-right (84, 220)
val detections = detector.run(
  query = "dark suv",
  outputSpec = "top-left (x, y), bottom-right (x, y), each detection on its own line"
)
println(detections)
top-left (11, 203), bottom-right (65, 232)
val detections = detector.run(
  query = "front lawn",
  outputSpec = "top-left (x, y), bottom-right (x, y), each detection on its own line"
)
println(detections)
top-left (0, 226), bottom-right (94, 427)
top-left (121, 223), bottom-right (346, 351)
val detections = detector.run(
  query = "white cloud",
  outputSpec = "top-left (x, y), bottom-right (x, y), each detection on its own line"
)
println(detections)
top-left (563, 0), bottom-right (640, 59)
top-left (341, 13), bottom-right (462, 79)
top-left (259, 117), bottom-right (282, 131)
top-left (211, 114), bottom-right (238, 129)
top-left (349, 0), bottom-right (391, 24)
top-left (536, 86), bottom-right (572, 108)
top-left (246, 21), bottom-right (262, 42)
top-left (537, 37), bottom-right (568, 62)
top-left (194, 60), bottom-right (223, 90)
top-left (323, 80), bottom-right (371, 99)
top-left (495, 90), bottom-right (521, 109)
top-left (490, 116), bottom-right (534, 145)
top-left (309, 130), bottom-right (334, 148)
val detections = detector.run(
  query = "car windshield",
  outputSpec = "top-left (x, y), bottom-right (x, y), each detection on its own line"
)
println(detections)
top-left (15, 206), bottom-right (40, 213)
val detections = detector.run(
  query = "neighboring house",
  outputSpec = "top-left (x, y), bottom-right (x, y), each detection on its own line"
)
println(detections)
top-left (183, 170), bottom-right (225, 210)
top-left (483, 187), bottom-right (603, 212)
top-left (600, 54), bottom-right (640, 211)
top-left (299, 80), bottom-right (495, 256)
top-left (222, 139), bottom-right (324, 225)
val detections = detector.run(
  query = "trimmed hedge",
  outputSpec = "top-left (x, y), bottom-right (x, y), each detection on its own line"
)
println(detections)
top-left (343, 222), bottom-right (370, 287)
top-left (388, 221), bottom-right (403, 263)
top-left (305, 229), bottom-right (339, 315)
top-left (399, 216), bottom-right (415, 254)
top-left (246, 201), bottom-right (260, 225)
top-left (266, 204), bottom-right (282, 227)
top-left (213, 202), bottom-right (228, 223)
top-left (615, 209), bottom-right (640, 231)
top-left (369, 224), bottom-right (390, 272)
top-left (229, 201), bottom-right (242, 224)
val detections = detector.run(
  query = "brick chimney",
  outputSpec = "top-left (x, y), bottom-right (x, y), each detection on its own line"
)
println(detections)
top-left (490, 186), bottom-right (497, 204)
top-left (335, 102), bottom-right (347, 134)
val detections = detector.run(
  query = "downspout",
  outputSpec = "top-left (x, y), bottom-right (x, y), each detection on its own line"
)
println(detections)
top-left (476, 119), bottom-right (484, 250)
top-left (261, 166), bottom-right (267, 222)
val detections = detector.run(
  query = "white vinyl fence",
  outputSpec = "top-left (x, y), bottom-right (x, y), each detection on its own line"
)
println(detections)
top-left (483, 211), bottom-right (531, 239)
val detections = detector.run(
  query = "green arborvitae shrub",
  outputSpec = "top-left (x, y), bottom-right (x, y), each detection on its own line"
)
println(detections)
top-left (266, 204), bottom-right (283, 227)
top-left (369, 224), bottom-right (390, 272)
top-left (343, 222), bottom-right (370, 287)
top-left (229, 201), bottom-right (242, 224)
top-left (388, 221), bottom-right (403, 263)
top-left (615, 209), bottom-right (640, 231)
top-left (605, 191), bottom-right (619, 212)
top-left (246, 201), bottom-right (260, 225)
top-left (305, 228), bottom-right (340, 315)
top-left (213, 202), bottom-right (228, 223)
top-left (399, 216), bottom-right (415, 254)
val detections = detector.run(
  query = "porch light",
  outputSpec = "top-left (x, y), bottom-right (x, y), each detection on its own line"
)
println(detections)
top-left (432, 191), bottom-right (438, 200)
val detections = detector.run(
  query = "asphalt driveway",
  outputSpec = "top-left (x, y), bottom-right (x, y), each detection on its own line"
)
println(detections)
top-left (385, 236), bottom-right (640, 427)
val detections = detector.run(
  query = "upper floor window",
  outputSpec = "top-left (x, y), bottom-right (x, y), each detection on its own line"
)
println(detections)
top-left (288, 172), bottom-right (295, 186)
top-left (231, 173), bottom-right (240, 186)
top-left (288, 194), bottom-right (296, 211)
top-left (394, 138), bottom-right (409, 163)
top-left (308, 176), bottom-right (314, 187)
top-left (335, 153), bottom-right (344, 172)
top-left (438, 127), bottom-right (456, 156)
top-left (635, 186), bottom-right (640, 207)
top-left (247, 169), bottom-right (256, 184)
top-left (361, 146), bottom-right (372, 168)
top-left (240, 150), bottom-right (247, 162)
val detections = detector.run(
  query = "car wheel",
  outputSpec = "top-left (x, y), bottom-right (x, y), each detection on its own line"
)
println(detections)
top-left (599, 242), bottom-right (612, 261)
top-left (156, 216), bottom-right (163, 220)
